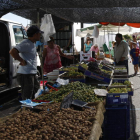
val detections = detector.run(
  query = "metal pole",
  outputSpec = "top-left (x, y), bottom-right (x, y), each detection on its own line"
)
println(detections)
top-left (37, 8), bottom-right (40, 27)
top-left (72, 23), bottom-right (75, 64)
top-left (72, 43), bottom-right (75, 64)
top-left (108, 32), bottom-right (111, 59)
top-left (37, 8), bottom-right (45, 93)
top-left (107, 26), bottom-right (111, 59)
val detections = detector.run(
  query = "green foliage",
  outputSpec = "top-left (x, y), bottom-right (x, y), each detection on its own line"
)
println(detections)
top-left (123, 34), bottom-right (132, 40)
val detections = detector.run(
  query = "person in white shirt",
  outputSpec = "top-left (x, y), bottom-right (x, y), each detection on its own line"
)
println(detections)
top-left (9, 25), bottom-right (44, 100)
top-left (114, 33), bottom-right (129, 74)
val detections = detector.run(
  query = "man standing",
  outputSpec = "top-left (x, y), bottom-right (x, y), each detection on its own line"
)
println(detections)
top-left (114, 33), bottom-right (129, 74)
top-left (10, 25), bottom-right (44, 100)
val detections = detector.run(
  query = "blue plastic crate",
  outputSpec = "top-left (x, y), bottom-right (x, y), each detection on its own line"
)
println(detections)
top-left (104, 105), bottom-right (128, 140)
top-left (84, 70), bottom-right (111, 84)
top-left (106, 93), bottom-right (129, 106)
top-left (127, 103), bottom-right (130, 139)
top-left (78, 65), bottom-right (87, 72)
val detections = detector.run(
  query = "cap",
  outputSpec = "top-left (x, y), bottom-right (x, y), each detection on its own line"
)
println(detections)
top-left (27, 25), bottom-right (44, 35)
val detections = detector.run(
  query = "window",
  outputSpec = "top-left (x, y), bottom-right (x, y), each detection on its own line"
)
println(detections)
top-left (13, 25), bottom-right (27, 45)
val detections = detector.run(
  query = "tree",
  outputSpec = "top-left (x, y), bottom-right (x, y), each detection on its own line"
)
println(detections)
top-left (123, 34), bottom-right (132, 40)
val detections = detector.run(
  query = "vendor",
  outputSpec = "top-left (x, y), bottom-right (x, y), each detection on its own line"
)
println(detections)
top-left (84, 38), bottom-right (92, 53)
top-left (90, 43), bottom-right (99, 58)
top-left (43, 37), bottom-right (74, 74)
top-left (114, 33), bottom-right (128, 74)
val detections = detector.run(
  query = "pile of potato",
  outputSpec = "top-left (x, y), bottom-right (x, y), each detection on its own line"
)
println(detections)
top-left (0, 103), bottom-right (97, 140)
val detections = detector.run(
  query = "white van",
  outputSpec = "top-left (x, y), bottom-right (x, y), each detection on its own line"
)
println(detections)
top-left (0, 19), bottom-right (41, 93)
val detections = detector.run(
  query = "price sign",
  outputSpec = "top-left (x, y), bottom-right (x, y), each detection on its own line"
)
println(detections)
top-left (60, 92), bottom-right (74, 109)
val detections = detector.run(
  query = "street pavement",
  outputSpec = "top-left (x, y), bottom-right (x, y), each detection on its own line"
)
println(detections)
top-left (129, 61), bottom-right (140, 140)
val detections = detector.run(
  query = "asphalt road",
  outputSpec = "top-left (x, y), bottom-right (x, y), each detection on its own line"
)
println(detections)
top-left (128, 61), bottom-right (140, 140)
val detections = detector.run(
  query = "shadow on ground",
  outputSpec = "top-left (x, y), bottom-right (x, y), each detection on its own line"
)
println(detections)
top-left (129, 97), bottom-right (139, 140)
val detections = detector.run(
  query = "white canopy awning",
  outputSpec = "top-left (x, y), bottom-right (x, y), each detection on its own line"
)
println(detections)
top-left (76, 24), bottom-right (133, 37)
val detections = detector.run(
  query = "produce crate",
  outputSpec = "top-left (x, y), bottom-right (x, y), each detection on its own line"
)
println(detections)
top-left (100, 62), bottom-right (114, 70)
top-left (107, 85), bottom-right (129, 106)
top-left (104, 105), bottom-right (129, 140)
top-left (46, 71), bottom-right (59, 81)
top-left (99, 63), bottom-right (113, 71)
top-left (112, 74), bottom-right (128, 78)
top-left (102, 65), bottom-right (112, 71)
top-left (106, 90), bottom-right (129, 106)
top-left (84, 70), bottom-right (111, 84)
top-left (59, 72), bottom-right (85, 83)
top-left (59, 66), bottom-right (78, 74)
top-left (109, 78), bottom-right (134, 96)
top-left (114, 66), bottom-right (127, 74)
top-left (78, 65), bottom-right (87, 73)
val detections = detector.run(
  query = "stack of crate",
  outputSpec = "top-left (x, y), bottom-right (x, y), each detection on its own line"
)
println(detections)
top-left (104, 78), bottom-right (130, 140)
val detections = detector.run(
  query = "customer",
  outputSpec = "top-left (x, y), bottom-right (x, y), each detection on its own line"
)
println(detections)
top-left (112, 41), bottom-right (116, 49)
top-left (84, 38), bottom-right (92, 53)
top-left (130, 35), bottom-right (139, 50)
top-left (90, 43), bottom-right (99, 58)
top-left (43, 37), bottom-right (74, 73)
top-left (114, 33), bottom-right (129, 74)
top-left (130, 42), bottom-right (139, 75)
top-left (9, 25), bottom-right (43, 100)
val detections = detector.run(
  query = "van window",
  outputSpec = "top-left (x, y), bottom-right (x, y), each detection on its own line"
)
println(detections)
top-left (13, 25), bottom-right (27, 45)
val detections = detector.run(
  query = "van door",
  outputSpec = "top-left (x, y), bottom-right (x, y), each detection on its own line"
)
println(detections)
top-left (9, 23), bottom-right (27, 88)
top-left (0, 21), bottom-right (11, 91)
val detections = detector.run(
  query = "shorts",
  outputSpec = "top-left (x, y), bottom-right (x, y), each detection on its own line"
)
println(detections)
top-left (133, 59), bottom-right (139, 65)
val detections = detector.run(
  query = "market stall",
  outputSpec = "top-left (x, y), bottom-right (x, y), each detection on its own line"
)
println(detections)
top-left (0, 58), bottom-right (133, 140)
top-left (0, 1), bottom-right (137, 140)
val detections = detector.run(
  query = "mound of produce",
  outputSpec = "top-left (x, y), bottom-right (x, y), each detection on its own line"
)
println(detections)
top-left (60, 67), bottom-right (78, 72)
top-left (0, 103), bottom-right (97, 140)
top-left (64, 71), bottom-right (84, 78)
top-left (111, 81), bottom-right (131, 87)
top-left (37, 82), bottom-right (104, 103)
top-left (115, 68), bottom-right (126, 70)
top-left (108, 88), bottom-right (127, 93)
top-left (80, 64), bottom-right (88, 69)
top-left (88, 62), bottom-right (111, 78)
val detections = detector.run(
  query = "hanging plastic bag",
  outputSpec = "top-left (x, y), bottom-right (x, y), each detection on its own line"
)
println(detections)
top-left (92, 25), bottom-right (99, 38)
top-left (40, 14), bottom-right (56, 42)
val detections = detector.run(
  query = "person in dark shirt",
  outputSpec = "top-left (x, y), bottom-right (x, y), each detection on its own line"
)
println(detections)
top-left (130, 42), bottom-right (139, 75)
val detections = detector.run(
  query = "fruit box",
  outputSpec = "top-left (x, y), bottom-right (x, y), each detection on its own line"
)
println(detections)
top-left (106, 93), bottom-right (129, 106)
top-left (78, 65), bottom-right (87, 73)
top-left (59, 66), bottom-right (78, 74)
top-left (84, 70), bottom-right (111, 84)
top-left (100, 63), bottom-right (113, 71)
top-left (114, 66), bottom-right (127, 74)
top-left (58, 72), bottom-right (85, 83)
top-left (109, 78), bottom-right (134, 96)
